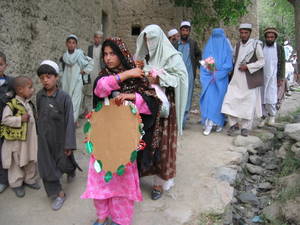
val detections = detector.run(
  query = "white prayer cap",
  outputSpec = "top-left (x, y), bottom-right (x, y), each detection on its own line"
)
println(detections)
top-left (239, 23), bottom-right (252, 30)
top-left (180, 21), bottom-right (191, 28)
top-left (66, 34), bottom-right (78, 42)
top-left (94, 30), bottom-right (103, 36)
top-left (284, 40), bottom-right (289, 45)
top-left (168, 29), bottom-right (178, 37)
top-left (40, 60), bottom-right (59, 74)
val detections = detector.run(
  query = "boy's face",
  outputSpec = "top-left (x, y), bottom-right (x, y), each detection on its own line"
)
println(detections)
top-left (0, 57), bottom-right (7, 76)
top-left (39, 74), bottom-right (58, 91)
top-left (18, 81), bottom-right (34, 99)
top-left (66, 39), bottom-right (77, 52)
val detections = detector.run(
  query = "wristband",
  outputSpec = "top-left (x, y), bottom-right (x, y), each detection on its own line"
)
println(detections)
top-left (115, 74), bottom-right (121, 84)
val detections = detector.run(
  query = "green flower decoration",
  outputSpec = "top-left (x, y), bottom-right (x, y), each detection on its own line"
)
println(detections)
top-left (104, 171), bottom-right (113, 182)
top-left (83, 121), bottom-right (91, 134)
top-left (85, 141), bottom-right (94, 154)
top-left (117, 165), bottom-right (125, 176)
top-left (95, 102), bottom-right (103, 112)
top-left (94, 160), bottom-right (103, 173)
top-left (130, 150), bottom-right (137, 162)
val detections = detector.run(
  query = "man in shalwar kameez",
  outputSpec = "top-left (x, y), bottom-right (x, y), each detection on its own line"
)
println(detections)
top-left (61, 34), bottom-right (94, 123)
top-left (222, 23), bottom-right (265, 137)
top-left (259, 27), bottom-right (285, 127)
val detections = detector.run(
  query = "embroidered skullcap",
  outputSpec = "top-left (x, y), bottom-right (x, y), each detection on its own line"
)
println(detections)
top-left (94, 30), bottom-right (103, 36)
top-left (264, 27), bottom-right (279, 37)
top-left (168, 29), bottom-right (178, 37)
top-left (180, 21), bottom-right (191, 28)
top-left (40, 60), bottom-right (59, 74)
top-left (239, 23), bottom-right (252, 30)
top-left (66, 34), bottom-right (78, 42)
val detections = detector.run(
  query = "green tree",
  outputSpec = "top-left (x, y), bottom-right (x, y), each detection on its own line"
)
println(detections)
top-left (171, 0), bottom-right (251, 40)
top-left (288, 0), bottom-right (300, 71)
top-left (258, 0), bottom-right (295, 45)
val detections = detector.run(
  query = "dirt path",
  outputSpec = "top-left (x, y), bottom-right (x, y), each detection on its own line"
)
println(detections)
top-left (1, 92), bottom-right (300, 225)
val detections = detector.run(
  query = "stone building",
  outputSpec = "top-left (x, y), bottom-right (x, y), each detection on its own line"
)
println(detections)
top-left (0, 0), bottom-right (258, 85)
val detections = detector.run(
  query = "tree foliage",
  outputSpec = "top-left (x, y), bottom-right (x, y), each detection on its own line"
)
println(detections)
top-left (258, 0), bottom-right (295, 45)
top-left (171, 0), bottom-right (251, 39)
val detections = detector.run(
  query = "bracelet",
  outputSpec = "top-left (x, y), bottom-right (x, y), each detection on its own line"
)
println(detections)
top-left (115, 74), bottom-right (121, 84)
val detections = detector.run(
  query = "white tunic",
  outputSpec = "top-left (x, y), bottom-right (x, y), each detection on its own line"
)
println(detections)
top-left (262, 43), bottom-right (278, 104)
top-left (221, 39), bottom-right (265, 120)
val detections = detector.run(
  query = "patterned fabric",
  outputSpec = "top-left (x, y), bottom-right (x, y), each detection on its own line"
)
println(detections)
top-left (141, 88), bottom-right (177, 180)
top-left (94, 198), bottom-right (134, 225)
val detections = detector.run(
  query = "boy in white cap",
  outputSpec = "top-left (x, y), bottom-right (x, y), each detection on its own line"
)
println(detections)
top-left (222, 23), bottom-right (265, 136)
top-left (174, 21), bottom-right (201, 128)
top-left (167, 28), bottom-right (180, 44)
top-left (61, 34), bottom-right (94, 125)
top-left (36, 60), bottom-right (81, 210)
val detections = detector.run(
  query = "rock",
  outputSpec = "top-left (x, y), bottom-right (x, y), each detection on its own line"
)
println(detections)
top-left (263, 202), bottom-right (282, 221)
top-left (222, 204), bottom-right (233, 225)
top-left (238, 192), bottom-right (259, 205)
top-left (278, 173), bottom-right (300, 189)
top-left (258, 182), bottom-right (272, 191)
top-left (246, 163), bottom-right (264, 175)
top-left (247, 147), bottom-right (258, 155)
top-left (229, 146), bottom-right (248, 154)
top-left (281, 197), bottom-right (300, 223)
top-left (249, 155), bottom-right (262, 165)
top-left (265, 163), bottom-right (278, 170)
top-left (215, 167), bottom-right (237, 185)
top-left (275, 141), bottom-right (291, 159)
top-left (284, 123), bottom-right (300, 141)
top-left (291, 142), bottom-right (300, 158)
top-left (233, 135), bottom-right (263, 148)
top-left (252, 129), bottom-right (275, 142)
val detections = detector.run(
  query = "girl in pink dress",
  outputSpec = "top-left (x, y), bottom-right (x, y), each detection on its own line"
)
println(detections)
top-left (81, 37), bottom-right (160, 225)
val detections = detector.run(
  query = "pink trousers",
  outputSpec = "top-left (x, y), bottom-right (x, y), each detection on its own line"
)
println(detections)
top-left (94, 197), bottom-right (135, 225)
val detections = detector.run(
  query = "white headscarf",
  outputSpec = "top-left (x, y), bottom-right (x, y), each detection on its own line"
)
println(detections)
top-left (135, 24), bottom-right (188, 134)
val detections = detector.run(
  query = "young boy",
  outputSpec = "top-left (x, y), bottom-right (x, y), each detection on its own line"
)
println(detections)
top-left (61, 34), bottom-right (94, 124)
top-left (0, 51), bottom-right (14, 193)
top-left (36, 60), bottom-right (80, 210)
top-left (1, 76), bottom-right (39, 198)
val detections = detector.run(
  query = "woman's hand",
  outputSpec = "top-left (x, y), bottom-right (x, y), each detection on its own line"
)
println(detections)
top-left (147, 75), bottom-right (159, 85)
top-left (114, 93), bottom-right (136, 105)
top-left (119, 68), bottom-right (144, 81)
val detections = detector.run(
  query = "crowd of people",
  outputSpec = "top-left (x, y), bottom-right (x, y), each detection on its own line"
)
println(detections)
top-left (0, 20), bottom-right (298, 225)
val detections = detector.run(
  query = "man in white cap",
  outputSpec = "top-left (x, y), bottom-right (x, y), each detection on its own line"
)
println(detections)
top-left (174, 21), bottom-right (201, 128)
top-left (258, 27), bottom-right (285, 127)
top-left (167, 28), bottom-right (180, 44)
top-left (82, 31), bottom-right (104, 115)
top-left (221, 23), bottom-right (265, 136)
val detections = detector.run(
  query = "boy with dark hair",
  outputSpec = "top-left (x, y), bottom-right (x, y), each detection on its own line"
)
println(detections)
top-left (0, 51), bottom-right (14, 193)
top-left (36, 60), bottom-right (80, 210)
top-left (1, 76), bottom-right (39, 197)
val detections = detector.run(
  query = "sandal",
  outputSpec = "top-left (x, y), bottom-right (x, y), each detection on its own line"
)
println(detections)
top-left (151, 188), bottom-right (162, 200)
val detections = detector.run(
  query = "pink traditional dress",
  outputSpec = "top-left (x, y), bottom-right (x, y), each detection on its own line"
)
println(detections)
top-left (81, 76), bottom-right (150, 225)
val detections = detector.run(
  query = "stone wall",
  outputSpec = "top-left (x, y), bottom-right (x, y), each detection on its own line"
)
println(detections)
top-left (0, 0), bottom-right (258, 86)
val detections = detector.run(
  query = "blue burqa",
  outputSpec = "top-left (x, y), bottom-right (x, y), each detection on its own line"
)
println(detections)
top-left (200, 28), bottom-right (233, 126)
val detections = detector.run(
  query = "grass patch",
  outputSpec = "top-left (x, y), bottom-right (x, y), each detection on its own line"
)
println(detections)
top-left (277, 186), bottom-right (300, 202)
top-left (279, 150), bottom-right (300, 177)
top-left (277, 107), bottom-right (300, 123)
top-left (198, 212), bottom-right (222, 225)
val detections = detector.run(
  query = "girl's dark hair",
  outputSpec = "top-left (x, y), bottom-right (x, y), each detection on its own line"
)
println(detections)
top-left (102, 40), bottom-right (132, 70)
top-left (37, 64), bottom-right (58, 77)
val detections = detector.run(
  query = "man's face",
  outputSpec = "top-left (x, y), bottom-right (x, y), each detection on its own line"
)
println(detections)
top-left (265, 32), bottom-right (276, 47)
top-left (169, 33), bottom-right (180, 43)
top-left (239, 29), bottom-right (251, 43)
top-left (94, 34), bottom-right (102, 46)
top-left (180, 27), bottom-right (191, 41)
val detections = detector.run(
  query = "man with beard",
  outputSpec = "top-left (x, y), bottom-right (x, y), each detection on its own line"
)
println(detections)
top-left (221, 23), bottom-right (265, 136)
top-left (167, 28), bottom-right (180, 45)
top-left (258, 27), bottom-right (285, 127)
top-left (174, 21), bottom-right (201, 128)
